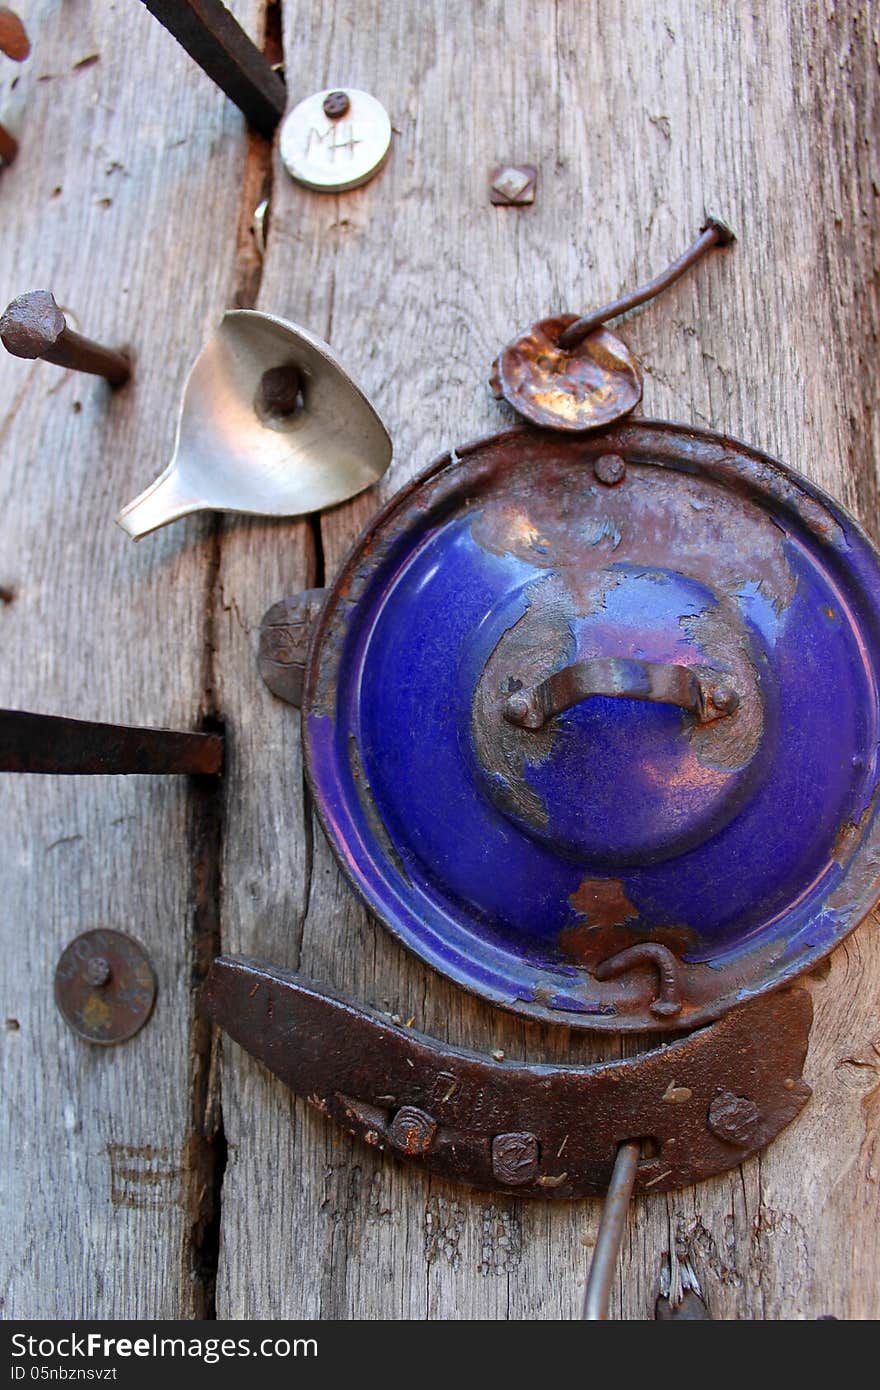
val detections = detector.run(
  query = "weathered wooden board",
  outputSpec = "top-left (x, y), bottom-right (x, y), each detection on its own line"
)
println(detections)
top-left (0, 0), bottom-right (259, 1318)
top-left (215, 0), bottom-right (880, 1321)
top-left (2, 0), bottom-right (877, 1322)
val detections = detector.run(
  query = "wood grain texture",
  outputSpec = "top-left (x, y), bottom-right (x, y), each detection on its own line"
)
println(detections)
top-left (0, 0), bottom-right (259, 1317)
top-left (2, 0), bottom-right (877, 1322)
top-left (216, 0), bottom-right (880, 1321)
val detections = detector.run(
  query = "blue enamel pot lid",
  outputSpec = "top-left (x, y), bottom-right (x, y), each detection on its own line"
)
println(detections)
top-left (303, 421), bottom-right (880, 1032)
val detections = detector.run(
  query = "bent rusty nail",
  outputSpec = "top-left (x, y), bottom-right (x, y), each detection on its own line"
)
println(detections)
top-left (139, 0), bottom-right (286, 138)
top-left (0, 290), bottom-right (132, 385)
top-left (594, 943), bottom-right (683, 1018)
top-left (582, 1140), bottom-right (641, 1320)
top-left (0, 709), bottom-right (223, 775)
top-left (558, 216), bottom-right (736, 351)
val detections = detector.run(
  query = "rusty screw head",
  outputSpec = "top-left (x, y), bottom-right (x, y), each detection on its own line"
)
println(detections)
top-left (323, 90), bottom-right (350, 119)
top-left (84, 955), bottom-right (111, 988)
top-left (711, 684), bottom-right (740, 715)
top-left (594, 453), bottom-right (626, 486)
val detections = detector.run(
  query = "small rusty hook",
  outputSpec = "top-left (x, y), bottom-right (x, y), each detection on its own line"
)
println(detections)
top-left (594, 942), bottom-right (683, 1018)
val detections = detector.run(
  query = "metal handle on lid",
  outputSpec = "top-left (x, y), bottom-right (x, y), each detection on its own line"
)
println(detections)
top-left (503, 655), bottom-right (739, 732)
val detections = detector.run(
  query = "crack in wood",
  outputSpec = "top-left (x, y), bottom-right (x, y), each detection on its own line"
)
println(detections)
top-left (181, 0), bottom-right (285, 1318)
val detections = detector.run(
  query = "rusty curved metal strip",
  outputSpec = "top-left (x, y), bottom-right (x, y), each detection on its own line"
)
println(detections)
top-left (206, 956), bottom-right (812, 1199)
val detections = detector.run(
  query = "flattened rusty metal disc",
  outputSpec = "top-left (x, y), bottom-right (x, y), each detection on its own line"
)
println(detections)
top-left (55, 930), bottom-right (156, 1045)
top-left (496, 317), bottom-right (642, 431)
top-left (303, 423), bottom-right (880, 1031)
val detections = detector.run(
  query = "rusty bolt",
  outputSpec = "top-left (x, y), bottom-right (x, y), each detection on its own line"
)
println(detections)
top-left (594, 453), bottom-right (626, 486)
top-left (84, 956), bottom-right (111, 988)
top-left (492, 1131), bottom-right (539, 1184)
top-left (323, 90), bottom-right (350, 119)
top-left (388, 1105), bottom-right (437, 1155)
top-left (707, 1089), bottom-right (759, 1146)
top-left (711, 684), bottom-right (740, 715)
top-left (0, 290), bottom-right (131, 386)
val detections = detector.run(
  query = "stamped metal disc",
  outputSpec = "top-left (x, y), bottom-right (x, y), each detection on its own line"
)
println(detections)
top-left (279, 88), bottom-right (391, 193)
top-left (55, 929), bottom-right (156, 1045)
top-left (303, 422), bottom-right (880, 1032)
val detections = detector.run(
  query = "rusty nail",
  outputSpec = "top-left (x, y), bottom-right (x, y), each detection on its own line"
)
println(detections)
top-left (594, 453), bottom-right (626, 486)
top-left (0, 290), bottom-right (131, 386)
top-left (323, 89), bottom-right (350, 119)
top-left (0, 122), bottom-right (17, 167)
top-left (84, 956), bottom-right (111, 988)
top-left (711, 684), bottom-right (740, 714)
top-left (559, 216), bottom-right (736, 351)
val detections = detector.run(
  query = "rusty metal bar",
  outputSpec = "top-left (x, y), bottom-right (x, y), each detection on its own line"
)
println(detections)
top-left (559, 218), bottom-right (735, 351)
top-left (139, 0), bottom-right (286, 137)
top-left (582, 1140), bottom-right (641, 1320)
top-left (0, 709), bottom-right (223, 775)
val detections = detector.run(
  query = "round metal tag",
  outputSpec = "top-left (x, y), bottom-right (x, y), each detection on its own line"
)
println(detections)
top-left (55, 929), bottom-right (156, 1045)
top-left (279, 88), bottom-right (391, 193)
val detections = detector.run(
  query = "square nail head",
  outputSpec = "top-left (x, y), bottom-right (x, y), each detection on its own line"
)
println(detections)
top-left (490, 164), bottom-right (537, 206)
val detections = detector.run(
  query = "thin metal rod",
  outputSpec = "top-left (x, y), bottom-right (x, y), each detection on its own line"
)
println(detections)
top-left (0, 709), bottom-right (223, 776)
top-left (582, 1140), bottom-right (641, 1320)
top-left (559, 218), bottom-right (735, 351)
top-left (140, 0), bottom-right (286, 138)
